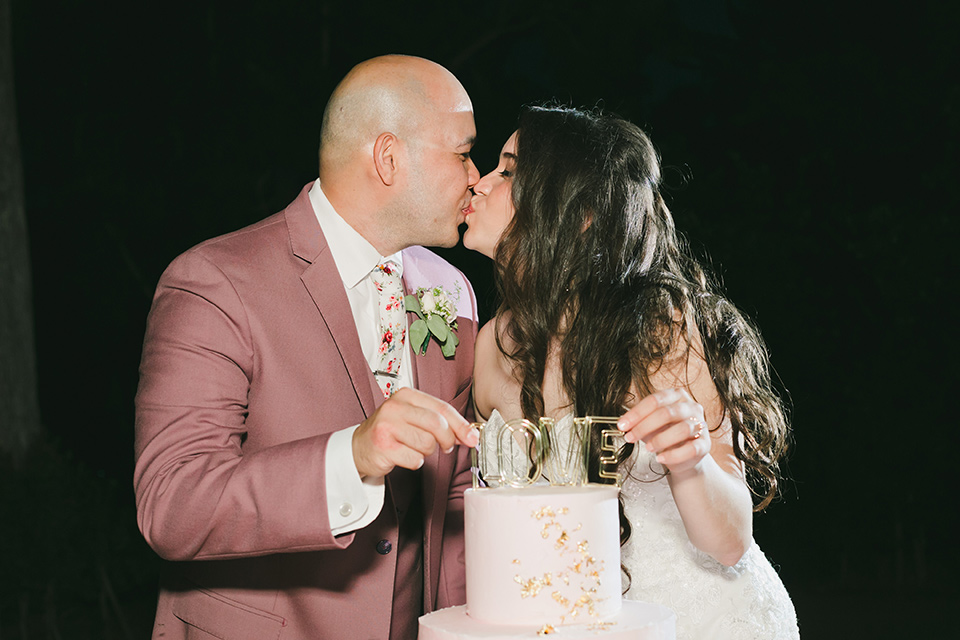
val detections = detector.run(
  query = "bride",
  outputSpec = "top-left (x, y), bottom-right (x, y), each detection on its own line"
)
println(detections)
top-left (463, 105), bottom-right (800, 639)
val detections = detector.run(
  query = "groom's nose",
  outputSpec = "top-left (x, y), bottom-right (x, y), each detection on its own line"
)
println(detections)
top-left (466, 157), bottom-right (480, 188)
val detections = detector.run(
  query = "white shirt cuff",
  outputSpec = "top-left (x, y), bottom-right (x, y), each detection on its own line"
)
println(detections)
top-left (326, 424), bottom-right (386, 536)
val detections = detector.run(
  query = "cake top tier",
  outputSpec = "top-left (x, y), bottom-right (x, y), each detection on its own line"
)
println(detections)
top-left (464, 482), bottom-right (623, 627)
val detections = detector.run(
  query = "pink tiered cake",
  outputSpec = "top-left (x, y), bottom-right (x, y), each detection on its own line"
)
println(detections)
top-left (418, 485), bottom-right (675, 640)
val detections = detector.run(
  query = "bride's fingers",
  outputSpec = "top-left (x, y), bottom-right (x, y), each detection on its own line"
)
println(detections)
top-left (643, 416), bottom-right (706, 454)
top-left (624, 400), bottom-right (704, 445)
top-left (654, 438), bottom-right (705, 468)
top-left (653, 429), bottom-right (711, 468)
top-left (618, 388), bottom-right (694, 441)
top-left (619, 388), bottom-right (684, 422)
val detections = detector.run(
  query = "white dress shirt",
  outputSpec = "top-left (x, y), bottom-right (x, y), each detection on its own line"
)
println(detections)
top-left (309, 179), bottom-right (415, 536)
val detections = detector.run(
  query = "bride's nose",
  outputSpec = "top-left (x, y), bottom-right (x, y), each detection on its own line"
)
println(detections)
top-left (473, 171), bottom-right (495, 196)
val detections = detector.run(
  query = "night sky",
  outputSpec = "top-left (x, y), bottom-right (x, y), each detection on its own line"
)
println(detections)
top-left (6, 0), bottom-right (958, 636)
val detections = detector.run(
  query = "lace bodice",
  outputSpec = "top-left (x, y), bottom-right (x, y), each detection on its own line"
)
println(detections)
top-left (479, 410), bottom-right (799, 639)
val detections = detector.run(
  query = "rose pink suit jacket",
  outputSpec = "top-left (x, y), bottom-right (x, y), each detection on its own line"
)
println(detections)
top-left (134, 183), bottom-right (477, 639)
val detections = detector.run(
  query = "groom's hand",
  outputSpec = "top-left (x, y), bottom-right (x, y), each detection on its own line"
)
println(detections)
top-left (352, 387), bottom-right (480, 479)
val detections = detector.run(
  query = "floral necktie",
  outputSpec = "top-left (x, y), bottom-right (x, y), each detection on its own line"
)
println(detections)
top-left (370, 261), bottom-right (405, 397)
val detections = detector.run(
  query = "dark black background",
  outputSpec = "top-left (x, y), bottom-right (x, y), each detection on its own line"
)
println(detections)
top-left (5, 0), bottom-right (958, 636)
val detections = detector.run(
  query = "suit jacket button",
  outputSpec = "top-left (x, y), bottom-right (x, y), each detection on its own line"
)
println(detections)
top-left (376, 539), bottom-right (392, 555)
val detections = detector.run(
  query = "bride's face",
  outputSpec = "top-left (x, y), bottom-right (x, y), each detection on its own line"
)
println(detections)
top-left (463, 131), bottom-right (518, 258)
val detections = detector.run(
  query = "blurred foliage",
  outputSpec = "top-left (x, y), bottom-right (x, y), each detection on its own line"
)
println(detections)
top-left (0, 439), bottom-right (157, 636)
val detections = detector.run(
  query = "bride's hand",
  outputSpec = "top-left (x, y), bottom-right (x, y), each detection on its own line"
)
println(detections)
top-left (617, 388), bottom-right (711, 476)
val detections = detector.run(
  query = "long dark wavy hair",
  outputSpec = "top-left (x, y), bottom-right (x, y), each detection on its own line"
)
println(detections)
top-left (494, 105), bottom-right (790, 531)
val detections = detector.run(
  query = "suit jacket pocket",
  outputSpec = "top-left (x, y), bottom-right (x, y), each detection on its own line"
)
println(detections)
top-left (172, 586), bottom-right (285, 640)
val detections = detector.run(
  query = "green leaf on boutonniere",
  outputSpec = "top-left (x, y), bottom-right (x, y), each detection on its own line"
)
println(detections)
top-left (426, 314), bottom-right (450, 343)
top-left (440, 329), bottom-right (459, 358)
top-left (410, 318), bottom-right (430, 355)
top-left (404, 294), bottom-right (423, 319)
top-left (405, 285), bottom-right (460, 357)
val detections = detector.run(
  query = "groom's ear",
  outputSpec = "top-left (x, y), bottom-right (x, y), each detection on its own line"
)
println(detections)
top-left (373, 132), bottom-right (399, 186)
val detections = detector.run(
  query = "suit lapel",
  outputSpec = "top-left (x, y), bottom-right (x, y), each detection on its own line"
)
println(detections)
top-left (287, 183), bottom-right (380, 419)
top-left (301, 263), bottom-right (380, 417)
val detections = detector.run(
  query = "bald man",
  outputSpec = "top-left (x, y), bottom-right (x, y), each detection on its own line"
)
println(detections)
top-left (134, 56), bottom-right (481, 639)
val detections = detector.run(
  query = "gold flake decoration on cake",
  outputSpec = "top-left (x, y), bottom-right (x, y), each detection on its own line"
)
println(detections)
top-left (514, 504), bottom-right (609, 626)
top-left (532, 506), bottom-right (554, 520)
top-left (514, 572), bottom-right (553, 598)
top-left (537, 624), bottom-right (556, 635)
top-left (588, 621), bottom-right (617, 631)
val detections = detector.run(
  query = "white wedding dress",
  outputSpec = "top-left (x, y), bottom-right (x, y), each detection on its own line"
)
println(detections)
top-left (480, 410), bottom-right (800, 639)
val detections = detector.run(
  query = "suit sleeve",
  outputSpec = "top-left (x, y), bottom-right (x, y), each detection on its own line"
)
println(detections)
top-left (134, 250), bottom-right (353, 561)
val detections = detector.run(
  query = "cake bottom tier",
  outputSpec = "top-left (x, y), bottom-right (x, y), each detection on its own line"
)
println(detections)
top-left (418, 600), bottom-right (676, 640)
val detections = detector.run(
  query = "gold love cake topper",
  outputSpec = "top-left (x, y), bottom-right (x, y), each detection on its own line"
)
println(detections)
top-left (470, 416), bottom-right (627, 489)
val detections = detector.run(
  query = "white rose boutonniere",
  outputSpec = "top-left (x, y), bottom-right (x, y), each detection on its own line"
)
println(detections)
top-left (405, 284), bottom-right (460, 357)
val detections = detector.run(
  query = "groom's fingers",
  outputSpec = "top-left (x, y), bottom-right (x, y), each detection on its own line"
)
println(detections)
top-left (452, 415), bottom-right (481, 448)
top-left (393, 404), bottom-right (448, 456)
top-left (395, 388), bottom-right (479, 450)
top-left (353, 388), bottom-right (477, 478)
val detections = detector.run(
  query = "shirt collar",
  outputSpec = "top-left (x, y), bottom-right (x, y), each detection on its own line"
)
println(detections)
top-left (308, 179), bottom-right (403, 289)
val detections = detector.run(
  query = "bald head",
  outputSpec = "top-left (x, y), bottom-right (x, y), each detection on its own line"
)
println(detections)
top-left (319, 55), bottom-right (472, 171)
top-left (316, 55), bottom-right (478, 255)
